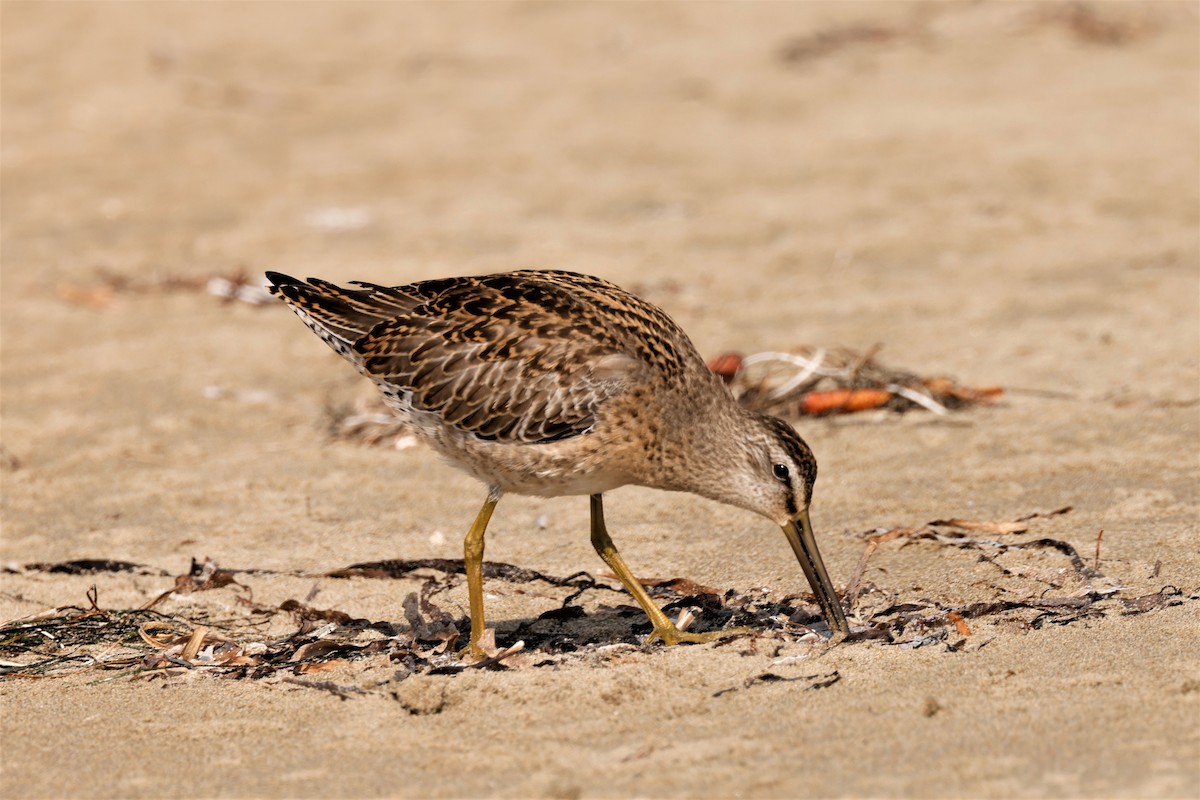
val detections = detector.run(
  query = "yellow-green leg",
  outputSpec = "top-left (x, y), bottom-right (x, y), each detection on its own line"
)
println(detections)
top-left (589, 494), bottom-right (744, 646)
top-left (461, 488), bottom-right (501, 660)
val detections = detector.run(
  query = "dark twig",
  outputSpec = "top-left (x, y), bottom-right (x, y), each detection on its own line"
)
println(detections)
top-left (282, 677), bottom-right (366, 700)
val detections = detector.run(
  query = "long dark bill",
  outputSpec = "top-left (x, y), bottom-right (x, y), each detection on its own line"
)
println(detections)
top-left (782, 507), bottom-right (850, 639)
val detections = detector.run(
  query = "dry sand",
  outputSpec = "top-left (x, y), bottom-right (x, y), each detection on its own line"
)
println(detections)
top-left (2, 2), bottom-right (1198, 798)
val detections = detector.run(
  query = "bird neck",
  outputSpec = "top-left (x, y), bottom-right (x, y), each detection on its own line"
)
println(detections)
top-left (647, 391), bottom-right (759, 511)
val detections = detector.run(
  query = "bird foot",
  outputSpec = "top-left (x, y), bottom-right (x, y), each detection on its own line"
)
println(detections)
top-left (646, 624), bottom-right (751, 647)
top-left (458, 627), bottom-right (497, 662)
top-left (457, 643), bottom-right (488, 662)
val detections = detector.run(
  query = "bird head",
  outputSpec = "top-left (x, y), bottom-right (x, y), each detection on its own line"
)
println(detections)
top-left (721, 413), bottom-right (850, 638)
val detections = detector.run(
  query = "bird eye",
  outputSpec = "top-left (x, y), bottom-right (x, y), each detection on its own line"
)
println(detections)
top-left (772, 463), bottom-right (790, 483)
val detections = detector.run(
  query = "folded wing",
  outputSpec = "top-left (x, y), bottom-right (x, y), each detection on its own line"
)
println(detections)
top-left (267, 271), bottom-right (644, 443)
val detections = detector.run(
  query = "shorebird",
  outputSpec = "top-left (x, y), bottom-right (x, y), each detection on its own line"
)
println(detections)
top-left (267, 270), bottom-right (850, 657)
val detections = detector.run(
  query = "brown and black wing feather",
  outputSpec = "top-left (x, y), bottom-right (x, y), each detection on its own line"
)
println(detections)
top-left (266, 271), bottom-right (671, 444)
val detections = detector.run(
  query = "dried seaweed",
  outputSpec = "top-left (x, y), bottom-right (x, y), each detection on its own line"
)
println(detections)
top-left (1120, 586), bottom-right (1184, 615)
top-left (712, 347), bottom-right (1002, 418)
top-left (281, 677), bottom-right (367, 700)
top-left (713, 670), bottom-right (841, 698)
top-left (18, 560), bottom-right (168, 576)
top-left (0, 606), bottom-right (181, 677)
top-left (5, 509), bottom-right (1194, 691)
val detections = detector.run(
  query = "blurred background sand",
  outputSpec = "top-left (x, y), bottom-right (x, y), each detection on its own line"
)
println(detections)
top-left (2, 2), bottom-right (1197, 797)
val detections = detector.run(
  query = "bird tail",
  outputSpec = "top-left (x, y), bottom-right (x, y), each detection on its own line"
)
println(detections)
top-left (265, 272), bottom-right (395, 366)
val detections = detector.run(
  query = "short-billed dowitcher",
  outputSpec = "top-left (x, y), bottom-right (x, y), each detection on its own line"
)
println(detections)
top-left (267, 270), bottom-right (849, 657)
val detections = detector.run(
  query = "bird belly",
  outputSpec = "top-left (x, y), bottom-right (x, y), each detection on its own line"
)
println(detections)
top-left (371, 383), bottom-right (634, 497)
top-left (413, 423), bottom-right (629, 498)
top-left (490, 465), bottom-right (630, 498)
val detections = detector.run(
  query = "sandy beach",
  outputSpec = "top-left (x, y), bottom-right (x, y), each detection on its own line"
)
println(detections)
top-left (2, 2), bottom-right (1197, 797)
